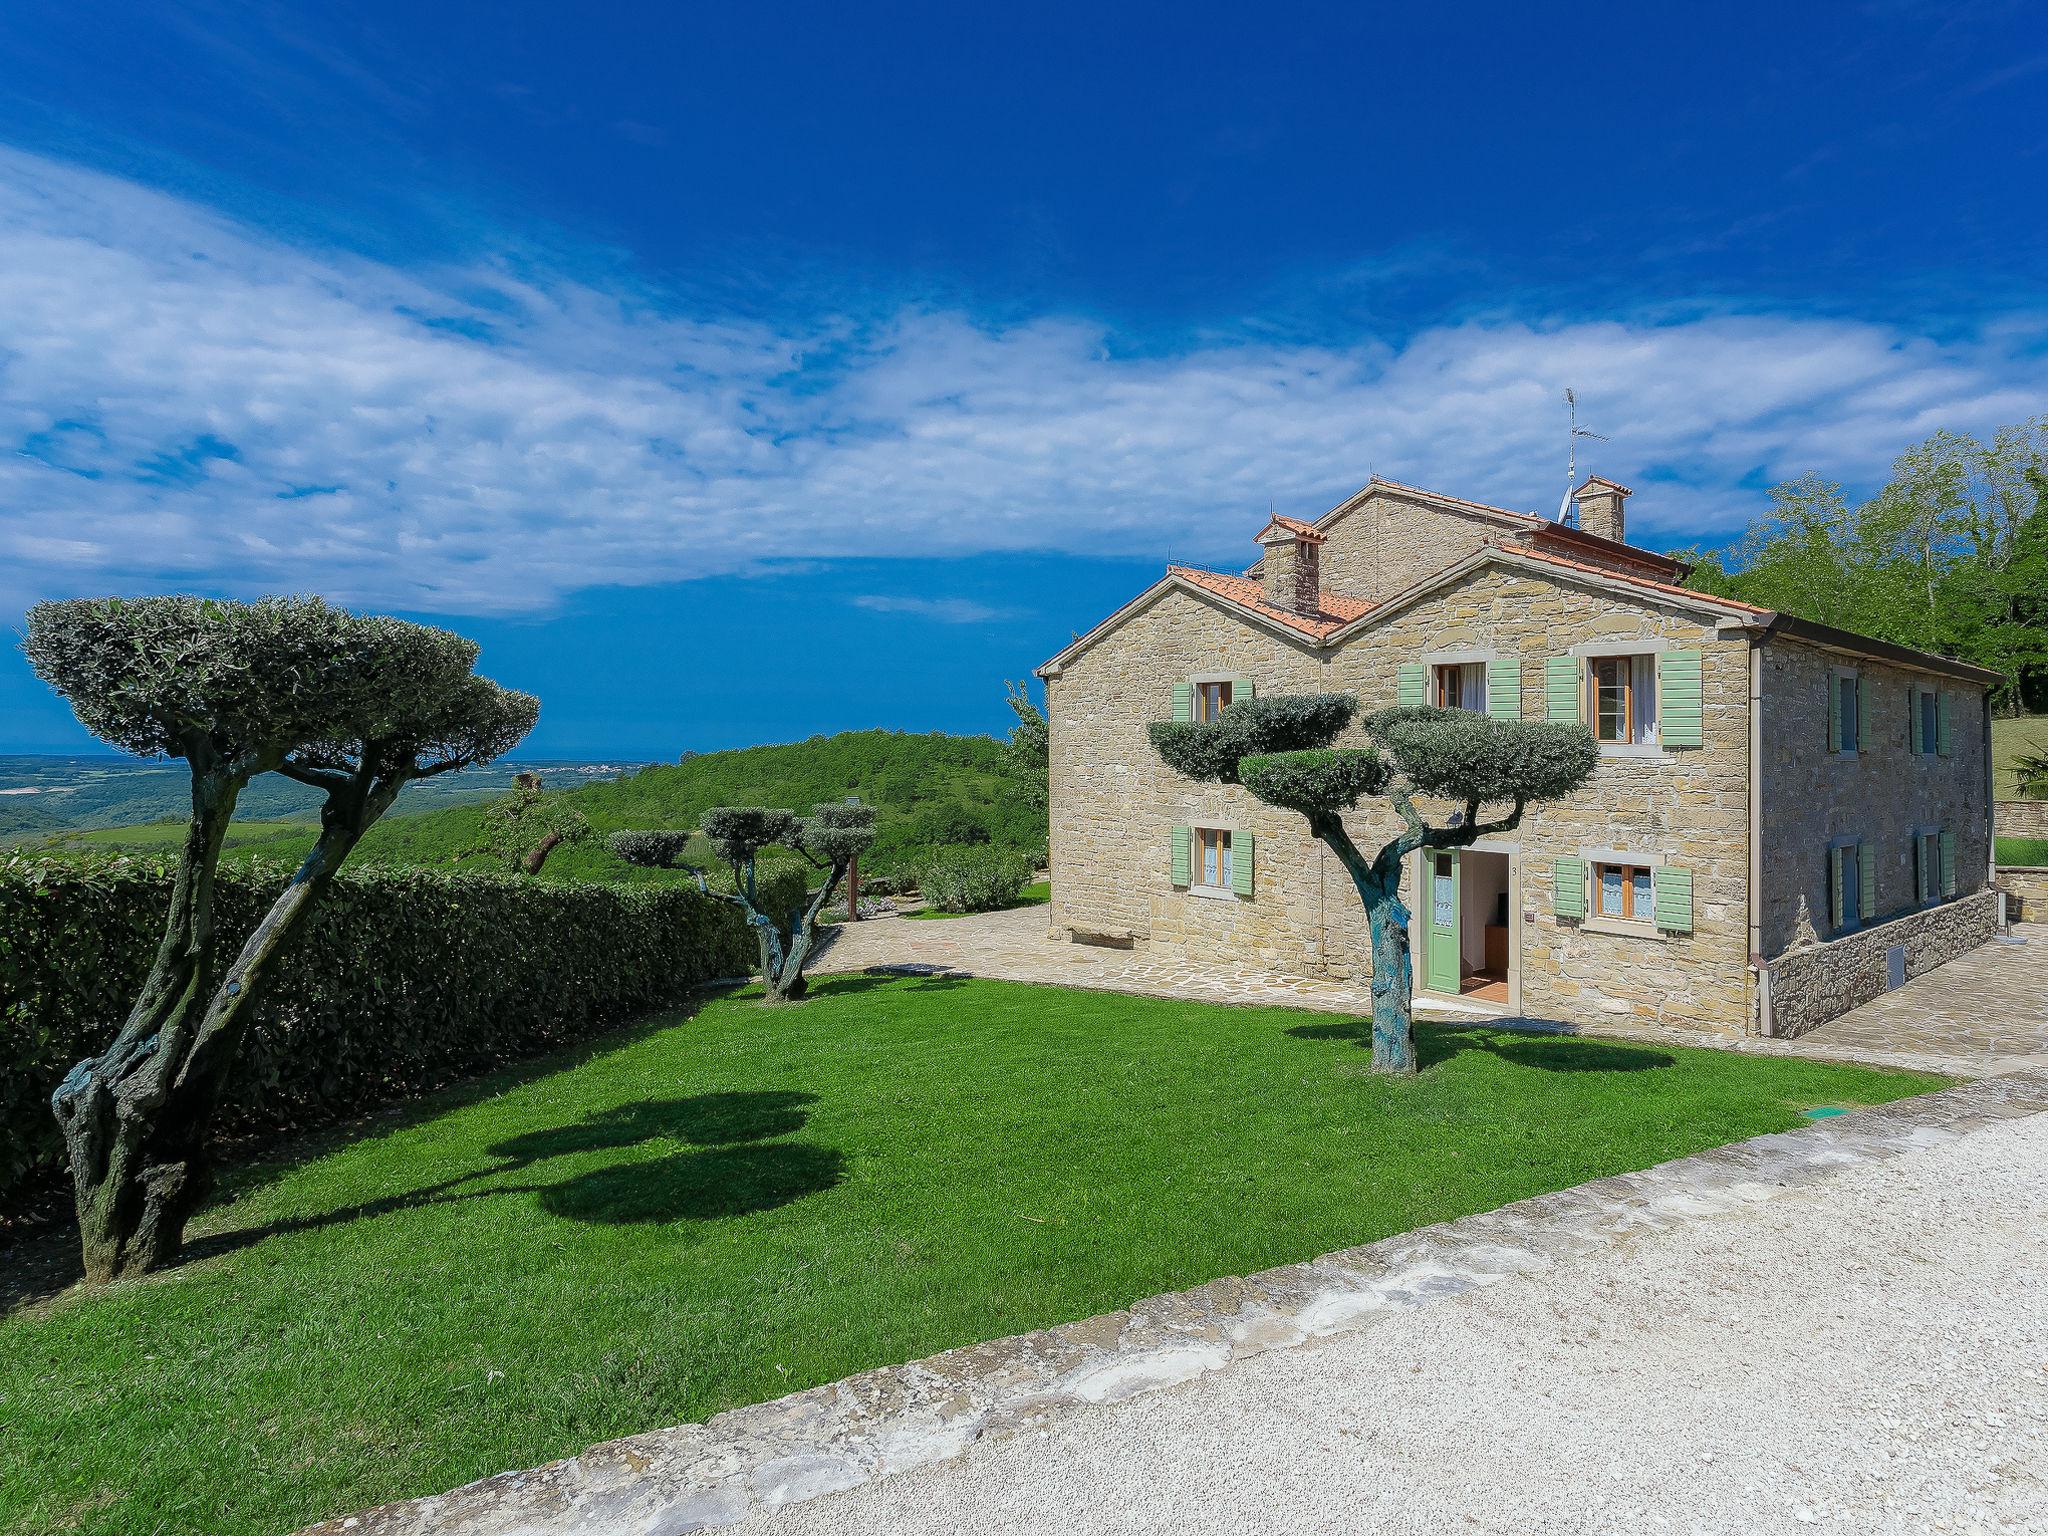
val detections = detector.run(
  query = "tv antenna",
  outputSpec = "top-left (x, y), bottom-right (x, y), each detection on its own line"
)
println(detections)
top-left (1558, 387), bottom-right (1607, 524)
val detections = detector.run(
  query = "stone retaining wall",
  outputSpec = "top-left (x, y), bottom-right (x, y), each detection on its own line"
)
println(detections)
top-left (1761, 889), bottom-right (2000, 1039)
top-left (1996, 799), bottom-right (2048, 840)
top-left (1997, 868), bottom-right (2048, 924)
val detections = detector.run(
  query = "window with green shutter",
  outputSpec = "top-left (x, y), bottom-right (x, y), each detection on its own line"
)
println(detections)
top-left (1936, 691), bottom-right (1952, 757)
top-left (1857, 839), bottom-right (1877, 925)
top-left (1486, 657), bottom-right (1521, 720)
top-left (1652, 865), bottom-right (1693, 932)
top-left (1231, 676), bottom-right (1256, 704)
top-left (1172, 682), bottom-right (1192, 723)
top-left (1657, 650), bottom-right (1703, 747)
top-left (1231, 829), bottom-right (1255, 896)
top-left (1397, 662), bottom-right (1425, 708)
top-left (1938, 829), bottom-right (1956, 898)
top-left (1553, 855), bottom-right (1586, 918)
top-left (1829, 845), bottom-right (1849, 929)
top-left (1544, 655), bottom-right (1582, 722)
top-left (1169, 825), bottom-right (1191, 885)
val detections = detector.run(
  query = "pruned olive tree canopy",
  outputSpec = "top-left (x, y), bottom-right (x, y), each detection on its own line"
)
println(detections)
top-left (22, 595), bottom-right (536, 1282)
top-left (1148, 694), bottom-right (1596, 1074)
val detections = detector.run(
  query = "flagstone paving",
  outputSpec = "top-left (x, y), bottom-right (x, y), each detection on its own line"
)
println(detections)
top-left (814, 906), bottom-right (2048, 1078)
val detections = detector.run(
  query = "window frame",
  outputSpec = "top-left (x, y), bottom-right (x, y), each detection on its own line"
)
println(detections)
top-left (1830, 837), bottom-right (1863, 931)
top-left (1430, 660), bottom-right (1487, 713)
top-left (1913, 826), bottom-right (1941, 906)
top-left (1577, 847), bottom-right (1668, 938)
top-left (1194, 679), bottom-right (1233, 723)
top-left (1912, 685), bottom-right (1939, 757)
top-left (1587, 654), bottom-right (1659, 748)
top-left (1192, 824), bottom-right (1235, 896)
top-left (1832, 666), bottom-right (1862, 756)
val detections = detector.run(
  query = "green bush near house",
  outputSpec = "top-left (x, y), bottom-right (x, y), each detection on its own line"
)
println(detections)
top-left (0, 974), bottom-right (1946, 1536)
top-left (914, 845), bottom-right (1036, 912)
top-left (0, 854), bottom-right (796, 1204)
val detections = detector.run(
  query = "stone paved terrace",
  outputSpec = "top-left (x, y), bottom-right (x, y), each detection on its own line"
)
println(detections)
top-left (814, 905), bottom-right (2048, 1079)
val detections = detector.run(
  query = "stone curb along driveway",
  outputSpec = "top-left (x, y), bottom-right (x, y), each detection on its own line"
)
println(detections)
top-left (304, 1070), bottom-right (2048, 1536)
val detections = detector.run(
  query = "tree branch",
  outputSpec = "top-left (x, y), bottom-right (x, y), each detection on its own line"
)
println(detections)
top-left (275, 758), bottom-right (353, 794)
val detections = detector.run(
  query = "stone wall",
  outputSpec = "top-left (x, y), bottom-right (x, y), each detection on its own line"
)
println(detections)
top-left (1756, 639), bottom-right (1991, 956)
top-left (1045, 560), bottom-right (1757, 1037)
top-left (1312, 488), bottom-right (1519, 601)
top-left (1997, 868), bottom-right (2048, 924)
top-left (1996, 799), bottom-right (2048, 840)
top-left (1760, 889), bottom-right (2000, 1039)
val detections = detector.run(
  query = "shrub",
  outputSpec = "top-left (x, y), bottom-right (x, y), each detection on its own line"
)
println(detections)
top-left (916, 846), bottom-right (1035, 913)
top-left (0, 853), bottom-right (781, 1208)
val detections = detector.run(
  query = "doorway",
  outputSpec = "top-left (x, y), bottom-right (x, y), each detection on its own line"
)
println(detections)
top-left (1420, 849), bottom-right (1512, 1004)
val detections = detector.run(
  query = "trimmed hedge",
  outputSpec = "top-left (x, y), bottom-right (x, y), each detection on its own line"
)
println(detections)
top-left (0, 853), bottom-right (806, 1205)
top-left (915, 846), bottom-right (1036, 913)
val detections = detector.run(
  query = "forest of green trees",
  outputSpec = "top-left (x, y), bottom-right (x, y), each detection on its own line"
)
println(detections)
top-left (1677, 417), bottom-right (2048, 715)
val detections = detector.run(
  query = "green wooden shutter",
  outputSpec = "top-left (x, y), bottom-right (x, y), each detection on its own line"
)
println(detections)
top-left (1857, 840), bottom-right (1876, 925)
top-left (1658, 650), bottom-right (1703, 747)
top-left (1915, 835), bottom-right (1930, 903)
top-left (1172, 682), bottom-right (1192, 723)
top-left (1231, 829), bottom-right (1254, 896)
top-left (1829, 846), bottom-right (1845, 929)
top-left (1486, 657), bottom-right (1520, 720)
top-left (1553, 855), bottom-right (1585, 919)
top-left (1170, 825), bottom-right (1191, 886)
top-left (1231, 676), bottom-right (1255, 704)
top-left (1397, 663), bottom-right (1426, 708)
top-left (1827, 675), bottom-right (1842, 753)
top-left (1936, 691), bottom-right (1952, 757)
top-left (1545, 656), bottom-right (1582, 722)
top-left (1652, 865), bottom-right (1693, 933)
top-left (1938, 829), bottom-right (1956, 898)
top-left (1909, 687), bottom-right (1923, 755)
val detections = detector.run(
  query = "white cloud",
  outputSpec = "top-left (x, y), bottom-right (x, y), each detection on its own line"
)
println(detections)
top-left (3, 146), bottom-right (2044, 618)
top-left (851, 595), bottom-right (1017, 623)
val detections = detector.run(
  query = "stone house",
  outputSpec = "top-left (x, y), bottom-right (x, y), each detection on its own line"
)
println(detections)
top-left (1035, 477), bottom-right (2003, 1039)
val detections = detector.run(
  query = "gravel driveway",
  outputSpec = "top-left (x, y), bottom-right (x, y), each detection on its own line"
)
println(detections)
top-left (740, 1112), bottom-right (2048, 1535)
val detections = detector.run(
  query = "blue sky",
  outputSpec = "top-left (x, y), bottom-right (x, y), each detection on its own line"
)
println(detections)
top-left (2, 1), bottom-right (2045, 756)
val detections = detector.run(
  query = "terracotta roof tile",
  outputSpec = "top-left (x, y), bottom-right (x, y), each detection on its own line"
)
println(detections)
top-left (1168, 565), bottom-right (1374, 638)
top-left (1572, 475), bottom-right (1634, 498)
top-left (1506, 544), bottom-right (1773, 615)
top-left (1259, 513), bottom-right (1326, 543)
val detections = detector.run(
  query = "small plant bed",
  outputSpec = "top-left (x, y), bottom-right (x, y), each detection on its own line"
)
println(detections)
top-left (1, 977), bottom-right (1944, 1536)
top-left (905, 877), bottom-right (1050, 919)
top-left (1996, 835), bottom-right (2048, 867)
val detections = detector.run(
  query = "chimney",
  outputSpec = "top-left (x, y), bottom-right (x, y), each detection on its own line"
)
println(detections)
top-left (1257, 515), bottom-right (1325, 615)
top-left (1571, 477), bottom-right (1632, 544)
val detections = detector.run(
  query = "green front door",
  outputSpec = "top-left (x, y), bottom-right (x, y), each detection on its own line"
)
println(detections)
top-left (1424, 849), bottom-right (1461, 994)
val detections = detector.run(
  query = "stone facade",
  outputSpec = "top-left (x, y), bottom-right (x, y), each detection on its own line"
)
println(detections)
top-left (1759, 890), bottom-right (2000, 1039)
top-left (1043, 492), bottom-right (1998, 1043)
top-left (1310, 485), bottom-right (1529, 601)
top-left (1047, 562), bottom-right (1756, 1037)
top-left (1996, 799), bottom-right (2048, 840)
top-left (1756, 638), bottom-right (1993, 958)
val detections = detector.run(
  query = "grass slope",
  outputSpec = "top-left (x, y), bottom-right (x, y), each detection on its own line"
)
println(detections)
top-left (354, 729), bottom-right (1045, 882)
top-left (1, 976), bottom-right (1943, 1536)
top-left (1992, 715), bottom-right (2048, 800)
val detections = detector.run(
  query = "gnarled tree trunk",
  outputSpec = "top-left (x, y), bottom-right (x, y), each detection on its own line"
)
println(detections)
top-left (52, 766), bottom-right (240, 1282)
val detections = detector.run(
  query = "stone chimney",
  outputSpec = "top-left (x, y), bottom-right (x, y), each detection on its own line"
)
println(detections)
top-left (1257, 514), bottom-right (1325, 615)
top-left (1571, 477), bottom-right (1632, 544)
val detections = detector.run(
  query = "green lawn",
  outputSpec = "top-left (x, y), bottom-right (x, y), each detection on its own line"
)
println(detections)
top-left (1, 977), bottom-right (1945, 1536)
top-left (1998, 835), bottom-right (2048, 866)
top-left (1992, 715), bottom-right (2048, 799)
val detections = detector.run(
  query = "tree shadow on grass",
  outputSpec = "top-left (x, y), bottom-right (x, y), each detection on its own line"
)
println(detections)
top-left (1287, 1018), bottom-right (1675, 1073)
top-left (115, 1090), bottom-right (842, 1283)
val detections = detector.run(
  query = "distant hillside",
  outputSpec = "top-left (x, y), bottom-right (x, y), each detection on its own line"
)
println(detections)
top-left (355, 729), bottom-right (1045, 882)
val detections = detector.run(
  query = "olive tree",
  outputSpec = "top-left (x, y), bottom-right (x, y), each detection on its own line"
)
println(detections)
top-left (1149, 696), bottom-right (1597, 1074)
top-left (23, 596), bottom-right (536, 1280)
top-left (479, 771), bottom-right (592, 874)
top-left (609, 800), bottom-right (875, 1002)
